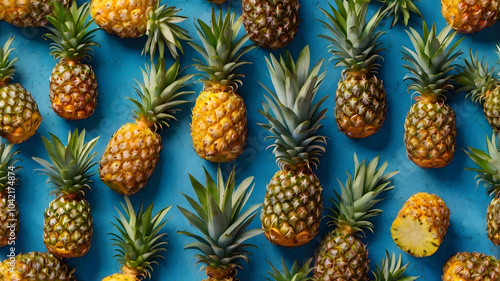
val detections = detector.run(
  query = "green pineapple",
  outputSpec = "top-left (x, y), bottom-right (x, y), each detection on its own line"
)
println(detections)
top-left (33, 129), bottom-right (99, 258)
top-left (373, 251), bottom-right (419, 281)
top-left (0, 252), bottom-right (77, 280)
top-left (0, 141), bottom-right (19, 247)
top-left (267, 257), bottom-right (313, 281)
top-left (314, 154), bottom-right (398, 280)
top-left (178, 166), bottom-right (262, 281)
top-left (259, 46), bottom-right (327, 247)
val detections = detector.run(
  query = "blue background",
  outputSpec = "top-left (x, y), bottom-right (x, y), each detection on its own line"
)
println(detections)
top-left (1, 0), bottom-right (500, 280)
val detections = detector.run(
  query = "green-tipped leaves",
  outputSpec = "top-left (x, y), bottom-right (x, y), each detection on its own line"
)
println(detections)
top-left (373, 251), bottom-right (419, 281)
top-left (465, 133), bottom-right (500, 196)
top-left (0, 38), bottom-right (18, 82)
top-left (0, 141), bottom-right (20, 192)
top-left (266, 257), bottom-right (314, 281)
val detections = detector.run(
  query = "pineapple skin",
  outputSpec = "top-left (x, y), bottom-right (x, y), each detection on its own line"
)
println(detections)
top-left (391, 192), bottom-right (450, 257)
top-left (487, 197), bottom-right (500, 245)
top-left (204, 267), bottom-right (238, 281)
top-left (49, 61), bottom-right (97, 120)
top-left (0, 83), bottom-right (42, 144)
top-left (314, 231), bottom-right (369, 280)
top-left (242, 0), bottom-right (299, 49)
top-left (43, 195), bottom-right (93, 258)
top-left (90, 0), bottom-right (154, 38)
top-left (441, 0), bottom-right (498, 33)
top-left (0, 251), bottom-right (77, 280)
top-left (0, 193), bottom-right (17, 247)
top-left (99, 122), bottom-right (162, 195)
top-left (443, 252), bottom-right (500, 281)
top-left (261, 169), bottom-right (322, 247)
top-left (484, 86), bottom-right (500, 130)
top-left (102, 274), bottom-right (138, 281)
top-left (404, 99), bottom-right (456, 168)
top-left (335, 73), bottom-right (386, 138)
top-left (0, 0), bottom-right (70, 27)
top-left (191, 87), bottom-right (247, 163)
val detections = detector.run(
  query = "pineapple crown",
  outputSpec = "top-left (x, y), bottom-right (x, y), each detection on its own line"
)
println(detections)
top-left (402, 22), bottom-right (463, 100)
top-left (373, 251), bottom-right (419, 281)
top-left (497, 45), bottom-right (500, 75)
top-left (177, 166), bottom-right (262, 274)
top-left (318, 0), bottom-right (385, 75)
top-left (110, 196), bottom-right (171, 279)
top-left (266, 257), bottom-right (314, 281)
top-left (465, 133), bottom-right (500, 196)
top-left (32, 129), bottom-right (99, 196)
top-left (328, 154), bottom-right (398, 236)
top-left (0, 141), bottom-right (20, 193)
top-left (380, 0), bottom-right (422, 27)
top-left (45, 1), bottom-right (99, 62)
top-left (129, 59), bottom-right (194, 130)
top-left (189, 9), bottom-right (256, 90)
top-left (456, 50), bottom-right (499, 103)
top-left (144, 3), bottom-right (191, 59)
top-left (258, 46), bottom-right (328, 170)
top-left (0, 38), bottom-right (17, 84)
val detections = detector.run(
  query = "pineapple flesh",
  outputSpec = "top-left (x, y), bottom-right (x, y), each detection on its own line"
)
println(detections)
top-left (190, 9), bottom-right (256, 163)
top-left (33, 129), bottom-right (99, 258)
top-left (319, 0), bottom-right (387, 138)
top-left (259, 46), bottom-right (327, 247)
top-left (314, 155), bottom-right (398, 280)
top-left (443, 252), bottom-right (500, 280)
top-left (242, 0), bottom-right (299, 49)
top-left (0, 251), bottom-right (77, 280)
top-left (402, 22), bottom-right (463, 168)
top-left (0, 0), bottom-right (70, 27)
top-left (0, 142), bottom-right (19, 247)
top-left (441, 0), bottom-right (498, 33)
top-left (99, 60), bottom-right (193, 195)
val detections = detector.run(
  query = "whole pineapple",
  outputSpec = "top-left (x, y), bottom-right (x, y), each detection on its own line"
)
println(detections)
top-left (319, 0), bottom-right (387, 138)
top-left (443, 252), bottom-right (500, 280)
top-left (314, 154), bottom-right (398, 280)
top-left (391, 192), bottom-right (450, 257)
top-left (45, 1), bottom-right (100, 120)
top-left (0, 38), bottom-right (42, 144)
top-left (441, 0), bottom-right (498, 33)
top-left (33, 129), bottom-right (99, 258)
top-left (102, 196), bottom-right (170, 281)
top-left (266, 257), bottom-right (314, 281)
top-left (0, 141), bottom-right (19, 247)
top-left (190, 9), bottom-right (256, 163)
top-left (259, 46), bottom-right (327, 247)
top-left (99, 59), bottom-right (193, 195)
top-left (402, 22), bottom-right (463, 168)
top-left (373, 251), bottom-right (419, 281)
top-left (178, 166), bottom-right (262, 281)
top-left (457, 51), bottom-right (500, 131)
top-left (90, 0), bottom-right (189, 58)
top-left (242, 0), bottom-right (299, 49)
top-left (0, 252), bottom-right (77, 280)
top-left (0, 0), bottom-right (69, 27)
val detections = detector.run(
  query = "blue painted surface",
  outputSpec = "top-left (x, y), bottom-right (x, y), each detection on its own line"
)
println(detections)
top-left (0, 0), bottom-right (499, 280)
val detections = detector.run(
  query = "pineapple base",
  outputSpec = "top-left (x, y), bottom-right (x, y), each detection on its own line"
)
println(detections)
top-left (484, 86), bottom-right (500, 131)
top-left (0, 252), bottom-right (76, 280)
top-left (0, 0), bottom-right (70, 27)
top-left (443, 252), bottom-right (500, 280)
top-left (191, 87), bottom-right (247, 163)
top-left (441, 0), bottom-right (498, 33)
top-left (0, 193), bottom-right (17, 246)
top-left (487, 197), bottom-right (500, 245)
top-left (99, 122), bottom-right (162, 195)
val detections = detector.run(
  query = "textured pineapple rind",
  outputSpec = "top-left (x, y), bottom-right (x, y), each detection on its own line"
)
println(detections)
top-left (0, 0), bottom-right (71, 27)
top-left (404, 100), bottom-right (456, 168)
top-left (441, 0), bottom-right (499, 33)
top-left (484, 86), bottom-right (500, 131)
top-left (443, 252), bottom-right (500, 281)
top-left (335, 73), bottom-right (386, 138)
top-left (487, 197), bottom-right (500, 245)
top-left (0, 251), bottom-right (77, 280)
top-left (261, 169), bottom-right (322, 247)
top-left (0, 194), bottom-right (17, 247)
top-left (102, 273), bottom-right (138, 281)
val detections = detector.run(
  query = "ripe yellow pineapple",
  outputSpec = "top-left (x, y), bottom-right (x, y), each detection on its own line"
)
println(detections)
top-left (190, 9), bottom-right (256, 163)
top-left (259, 46), bottom-right (327, 247)
top-left (0, 0), bottom-right (70, 27)
top-left (0, 142), bottom-right (19, 247)
top-left (99, 60), bottom-right (193, 195)
top-left (45, 1), bottom-right (100, 120)
top-left (0, 252), bottom-right (77, 280)
top-left (391, 192), bottom-right (450, 257)
top-left (443, 252), bottom-right (500, 280)
top-left (441, 0), bottom-right (499, 33)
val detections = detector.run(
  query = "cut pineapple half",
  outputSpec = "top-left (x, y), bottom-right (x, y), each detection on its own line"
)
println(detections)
top-left (391, 214), bottom-right (440, 257)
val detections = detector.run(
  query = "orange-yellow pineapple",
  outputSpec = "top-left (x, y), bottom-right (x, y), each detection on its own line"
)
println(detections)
top-left (0, 0), bottom-right (69, 27)
top-left (441, 0), bottom-right (499, 33)
top-left (443, 252), bottom-right (500, 280)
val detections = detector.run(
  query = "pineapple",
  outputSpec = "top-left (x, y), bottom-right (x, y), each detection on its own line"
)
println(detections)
top-left (314, 154), bottom-right (398, 280)
top-left (33, 129), bottom-right (99, 258)
top-left (0, 252), bottom-right (77, 280)
top-left (319, 0), bottom-right (387, 138)
top-left (391, 192), bottom-right (450, 257)
top-left (0, 0), bottom-right (69, 27)
top-left (443, 252), bottom-right (500, 280)
top-left (102, 196), bottom-right (171, 281)
top-left (178, 166), bottom-right (262, 280)
top-left (402, 22), bottom-right (463, 168)
top-left (266, 257), bottom-right (314, 281)
top-left (90, 0), bottom-right (189, 58)
top-left (45, 1), bottom-right (100, 120)
top-left (242, 0), bottom-right (299, 49)
top-left (456, 51), bottom-right (500, 131)
top-left (190, 9), bottom-right (256, 163)
top-left (0, 141), bottom-right (19, 247)
top-left (441, 0), bottom-right (498, 33)
top-left (465, 133), bottom-right (500, 245)
top-left (373, 251), bottom-right (418, 281)
top-left (0, 38), bottom-right (42, 144)
top-left (259, 46), bottom-right (327, 247)
top-left (381, 0), bottom-right (422, 27)
top-left (99, 59), bottom-right (193, 195)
